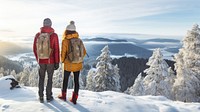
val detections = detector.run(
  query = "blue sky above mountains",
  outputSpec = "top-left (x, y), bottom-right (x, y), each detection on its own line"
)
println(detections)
top-left (0, 0), bottom-right (199, 40)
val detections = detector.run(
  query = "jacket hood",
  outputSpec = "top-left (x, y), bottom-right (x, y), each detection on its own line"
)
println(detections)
top-left (40, 26), bottom-right (54, 33)
top-left (62, 31), bottom-right (79, 40)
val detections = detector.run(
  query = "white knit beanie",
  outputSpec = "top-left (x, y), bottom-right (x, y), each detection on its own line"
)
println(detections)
top-left (43, 18), bottom-right (52, 27)
top-left (66, 21), bottom-right (76, 31)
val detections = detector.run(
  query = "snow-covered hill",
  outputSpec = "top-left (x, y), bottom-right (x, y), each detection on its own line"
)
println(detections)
top-left (0, 75), bottom-right (199, 112)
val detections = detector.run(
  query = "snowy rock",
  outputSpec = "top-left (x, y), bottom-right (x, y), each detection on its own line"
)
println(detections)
top-left (0, 75), bottom-right (15, 92)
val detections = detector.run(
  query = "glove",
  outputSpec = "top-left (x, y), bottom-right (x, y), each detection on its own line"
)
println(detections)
top-left (54, 63), bottom-right (59, 70)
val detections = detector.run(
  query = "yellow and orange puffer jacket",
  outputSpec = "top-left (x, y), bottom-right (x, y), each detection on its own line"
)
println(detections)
top-left (61, 30), bottom-right (86, 72)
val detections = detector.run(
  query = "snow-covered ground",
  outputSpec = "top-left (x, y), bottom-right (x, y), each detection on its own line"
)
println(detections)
top-left (0, 75), bottom-right (199, 112)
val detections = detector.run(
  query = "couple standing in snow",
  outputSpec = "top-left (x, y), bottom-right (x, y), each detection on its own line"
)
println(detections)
top-left (33, 18), bottom-right (86, 104)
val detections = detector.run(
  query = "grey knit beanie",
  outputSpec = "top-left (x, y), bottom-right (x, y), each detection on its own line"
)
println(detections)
top-left (43, 18), bottom-right (52, 27)
top-left (66, 21), bottom-right (76, 31)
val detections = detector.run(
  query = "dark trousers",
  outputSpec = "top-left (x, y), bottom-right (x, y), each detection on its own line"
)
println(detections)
top-left (38, 64), bottom-right (54, 98)
top-left (62, 70), bottom-right (80, 94)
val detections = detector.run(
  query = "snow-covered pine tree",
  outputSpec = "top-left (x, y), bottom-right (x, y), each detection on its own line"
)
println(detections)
top-left (10, 70), bottom-right (16, 76)
top-left (86, 45), bottom-right (121, 92)
top-left (0, 67), bottom-right (4, 75)
top-left (28, 67), bottom-right (38, 87)
top-left (52, 64), bottom-right (62, 88)
top-left (112, 64), bottom-right (120, 91)
top-left (0, 73), bottom-right (3, 78)
top-left (86, 68), bottom-right (96, 90)
top-left (67, 73), bottom-right (74, 89)
top-left (125, 73), bottom-right (144, 95)
top-left (134, 48), bottom-right (175, 99)
top-left (81, 64), bottom-right (91, 88)
top-left (19, 67), bottom-right (30, 86)
top-left (165, 67), bottom-right (176, 99)
top-left (173, 24), bottom-right (200, 102)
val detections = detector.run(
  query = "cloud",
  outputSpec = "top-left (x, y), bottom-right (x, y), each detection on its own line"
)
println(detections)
top-left (0, 41), bottom-right (31, 55)
top-left (0, 29), bottom-right (14, 33)
top-left (0, 0), bottom-right (199, 37)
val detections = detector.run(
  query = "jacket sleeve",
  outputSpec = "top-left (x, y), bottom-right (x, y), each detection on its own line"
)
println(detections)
top-left (33, 33), bottom-right (40, 61)
top-left (61, 40), bottom-right (68, 63)
top-left (53, 33), bottom-right (60, 63)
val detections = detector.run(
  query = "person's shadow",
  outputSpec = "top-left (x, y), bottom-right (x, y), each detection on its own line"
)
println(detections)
top-left (44, 100), bottom-right (70, 112)
top-left (44, 100), bottom-right (90, 112)
top-left (67, 101), bottom-right (90, 112)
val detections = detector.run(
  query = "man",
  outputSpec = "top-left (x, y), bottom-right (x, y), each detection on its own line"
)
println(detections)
top-left (33, 18), bottom-right (60, 103)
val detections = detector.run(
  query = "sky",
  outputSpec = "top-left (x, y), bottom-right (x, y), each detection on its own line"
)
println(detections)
top-left (0, 75), bottom-right (200, 112)
top-left (0, 0), bottom-right (200, 41)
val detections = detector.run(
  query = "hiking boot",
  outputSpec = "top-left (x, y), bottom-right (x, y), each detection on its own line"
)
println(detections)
top-left (47, 96), bottom-right (54, 102)
top-left (58, 92), bottom-right (66, 101)
top-left (39, 97), bottom-right (44, 103)
top-left (70, 92), bottom-right (78, 104)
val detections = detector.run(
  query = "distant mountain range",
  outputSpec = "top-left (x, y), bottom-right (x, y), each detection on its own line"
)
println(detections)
top-left (0, 55), bottom-right (23, 73)
top-left (83, 38), bottom-right (152, 59)
top-left (83, 37), bottom-right (181, 59)
top-left (83, 37), bottom-right (128, 42)
top-left (142, 38), bottom-right (180, 43)
top-left (0, 34), bottom-right (181, 60)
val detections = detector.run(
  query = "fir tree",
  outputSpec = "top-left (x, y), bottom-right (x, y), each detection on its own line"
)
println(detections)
top-left (52, 64), bottom-right (62, 88)
top-left (127, 48), bottom-right (174, 99)
top-left (173, 24), bottom-right (200, 102)
top-left (28, 67), bottom-right (38, 87)
top-left (86, 69), bottom-right (96, 90)
top-left (0, 73), bottom-right (3, 78)
top-left (86, 45), bottom-right (121, 92)
top-left (125, 73), bottom-right (144, 96)
top-left (19, 67), bottom-right (30, 86)
top-left (143, 48), bottom-right (173, 98)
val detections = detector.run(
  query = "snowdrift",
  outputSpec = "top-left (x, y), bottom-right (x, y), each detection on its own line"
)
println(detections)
top-left (0, 75), bottom-right (200, 112)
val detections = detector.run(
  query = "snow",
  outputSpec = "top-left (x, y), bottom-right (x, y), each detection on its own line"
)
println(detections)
top-left (0, 75), bottom-right (200, 112)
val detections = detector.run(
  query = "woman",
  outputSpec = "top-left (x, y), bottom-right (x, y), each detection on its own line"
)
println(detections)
top-left (58, 21), bottom-right (86, 104)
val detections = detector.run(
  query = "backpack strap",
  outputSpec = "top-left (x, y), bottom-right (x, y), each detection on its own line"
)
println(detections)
top-left (48, 32), bottom-right (54, 63)
top-left (67, 39), bottom-right (73, 61)
top-left (68, 39), bottom-right (73, 54)
top-left (62, 38), bottom-right (71, 62)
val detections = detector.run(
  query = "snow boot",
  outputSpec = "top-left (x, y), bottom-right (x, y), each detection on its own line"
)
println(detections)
top-left (70, 92), bottom-right (78, 104)
top-left (47, 96), bottom-right (54, 102)
top-left (39, 97), bottom-right (44, 103)
top-left (58, 92), bottom-right (66, 101)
